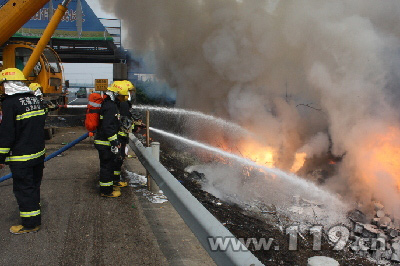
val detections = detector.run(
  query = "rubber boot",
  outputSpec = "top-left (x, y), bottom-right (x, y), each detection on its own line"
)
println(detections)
top-left (101, 190), bottom-right (121, 198)
top-left (10, 225), bottom-right (40, 235)
top-left (114, 181), bottom-right (128, 188)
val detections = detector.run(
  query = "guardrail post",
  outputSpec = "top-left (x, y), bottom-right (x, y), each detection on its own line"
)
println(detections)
top-left (146, 110), bottom-right (152, 191)
top-left (149, 142), bottom-right (160, 193)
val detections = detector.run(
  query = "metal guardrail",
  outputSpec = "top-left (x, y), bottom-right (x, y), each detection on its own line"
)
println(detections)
top-left (128, 134), bottom-right (263, 266)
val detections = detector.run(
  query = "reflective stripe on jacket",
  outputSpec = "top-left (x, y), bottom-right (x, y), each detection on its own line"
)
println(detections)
top-left (6, 149), bottom-right (46, 162)
top-left (0, 93), bottom-right (46, 167)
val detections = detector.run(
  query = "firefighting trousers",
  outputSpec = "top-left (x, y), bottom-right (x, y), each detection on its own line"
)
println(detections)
top-left (113, 142), bottom-right (126, 183)
top-left (96, 145), bottom-right (115, 194)
top-left (10, 163), bottom-right (44, 228)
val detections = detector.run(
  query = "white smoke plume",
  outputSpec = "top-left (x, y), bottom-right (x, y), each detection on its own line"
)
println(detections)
top-left (298, 132), bottom-right (330, 159)
top-left (99, 0), bottom-right (400, 215)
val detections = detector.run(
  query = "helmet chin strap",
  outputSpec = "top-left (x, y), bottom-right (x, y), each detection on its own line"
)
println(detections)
top-left (105, 91), bottom-right (116, 101)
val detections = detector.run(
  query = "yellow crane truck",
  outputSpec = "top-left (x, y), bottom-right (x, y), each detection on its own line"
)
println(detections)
top-left (0, 0), bottom-right (72, 103)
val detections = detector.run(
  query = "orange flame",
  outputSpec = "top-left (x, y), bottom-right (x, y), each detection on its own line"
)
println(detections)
top-left (357, 127), bottom-right (400, 190)
top-left (290, 152), bottom-right (307, 173)
top-left (236, 140), bottom-right (276, 168)
top-left (142, 133), bottom-right (153, 141)
top-left (217, 139), bottom-right (276, 168)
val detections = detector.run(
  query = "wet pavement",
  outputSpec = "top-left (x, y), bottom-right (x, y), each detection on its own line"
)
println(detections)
top-left (0, 126), bottom-right (215, 266)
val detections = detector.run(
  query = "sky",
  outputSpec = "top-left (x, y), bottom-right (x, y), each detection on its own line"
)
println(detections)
top-left (63, 0), bottom-right (117, 86)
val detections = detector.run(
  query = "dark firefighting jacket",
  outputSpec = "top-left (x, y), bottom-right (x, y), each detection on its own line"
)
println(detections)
top-left (94, 96), bottom-right (120, 147)
top-left (0, 93), bottom-right (46, 167)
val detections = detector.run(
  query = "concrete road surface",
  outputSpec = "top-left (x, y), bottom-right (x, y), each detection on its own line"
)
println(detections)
top-left (66, 96), bottom-right (88, 105)
top-left (0, 127), bottom-right (215, 266)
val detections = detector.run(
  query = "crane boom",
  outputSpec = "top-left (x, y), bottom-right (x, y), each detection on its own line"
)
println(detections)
top-left (23, 0), bottom-right (72, 77)
top-left (0, 0), bottom-right (50, 47)
top-left (0, 0), bottom-right (72, 99)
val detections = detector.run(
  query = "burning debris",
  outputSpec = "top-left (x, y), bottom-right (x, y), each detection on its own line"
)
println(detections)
top-left (103, 0), bottom-right (400, 226)
top-left (348, 203), bottom-right (400, 264)
top-left (291, 132), bottom-right (330, 173)
top-left (171, 123), bottom-right (399, 264)
top-left (92, 0), bottom-right (400, 262)
top-left (157, 141), bottom-right (381, 264)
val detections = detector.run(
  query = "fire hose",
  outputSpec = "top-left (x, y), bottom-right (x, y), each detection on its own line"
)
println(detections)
top-left (0, 132), bottom-right (89, 183)
top-left (58, 105), bottom-right (87, 109)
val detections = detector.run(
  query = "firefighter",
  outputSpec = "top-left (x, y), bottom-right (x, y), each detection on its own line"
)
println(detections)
top-left (0, 68), bottom-right (46, 234)
top-left (94, 82), bottom-right (130, 197)
top-left (29, 82), bottom-right (43, 97)
top-left (29, 83), bottom-right (57, 113)
top-left (113, 81), bottom-right (135, 187)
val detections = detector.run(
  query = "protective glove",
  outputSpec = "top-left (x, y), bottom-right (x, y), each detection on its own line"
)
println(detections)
top-left (132, 120), bottom-right (147, 133)
top-left (43, 101), bottom-right (59, 112)
top-left (110, 139), bottom-right (120, 154)
top-left (111, 146), bottom-right (119, 154)
top-left (111, 140), bottom-right (123, 162)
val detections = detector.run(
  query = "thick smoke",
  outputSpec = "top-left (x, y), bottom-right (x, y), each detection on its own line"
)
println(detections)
top-left (99, 0), bottom-right (400, 214)
top-left (298, 132), bottom-right (330, 159)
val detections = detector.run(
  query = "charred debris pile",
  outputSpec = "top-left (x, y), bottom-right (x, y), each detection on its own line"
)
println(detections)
top-left (158, 145), bottom-right (375, 266)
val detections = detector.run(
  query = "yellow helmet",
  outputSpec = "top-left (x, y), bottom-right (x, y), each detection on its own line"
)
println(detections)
top-left (29, 83), bottom-right (42, 91)
top-left (127, 81), bottom-right (136, 93)
top-left (109, 81), bottom-right (130, 96)
top-left (122, 80), bottom-right (134, 90)
top-left (0, 68), bottom-right (27, 82)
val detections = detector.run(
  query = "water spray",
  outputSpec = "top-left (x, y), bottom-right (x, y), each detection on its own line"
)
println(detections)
top-left (134, 105), bottom-right (253, 137)
top-left (149, 127), bottom-right (345, 206)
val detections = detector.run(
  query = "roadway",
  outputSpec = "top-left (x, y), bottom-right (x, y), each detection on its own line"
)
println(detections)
top-left (66, 94), bottom-right (89, 106)
top-left (0, 126), bottom-right (215, 265)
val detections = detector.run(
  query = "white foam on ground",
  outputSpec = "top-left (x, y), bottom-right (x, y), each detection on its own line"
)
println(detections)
top-left (125, 170), bottom-right (168, 204)
top-left (125, 170), bottom-right (147, 187)
top-left (137, 189), bottom-right (168, 204)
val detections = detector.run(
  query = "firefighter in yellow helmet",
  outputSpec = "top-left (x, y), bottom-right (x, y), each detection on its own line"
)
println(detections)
top-left (0, 68), bottom-right (46, 234)
top-left (29, 83), bottom-right (57, 112)
top-left (107, 80), bottom-right (136, 188)
top-left (29, 83), bottom-right (41, 92)
top-left (93, 81), bottom-right (130, 197)
top-left (114, 81), bottom-right (145, 187)
top-left (29, 83), bottom-right (43, 98)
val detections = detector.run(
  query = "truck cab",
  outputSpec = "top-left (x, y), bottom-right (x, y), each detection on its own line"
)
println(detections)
top-left (3, 43), bottom-right (63, 92)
